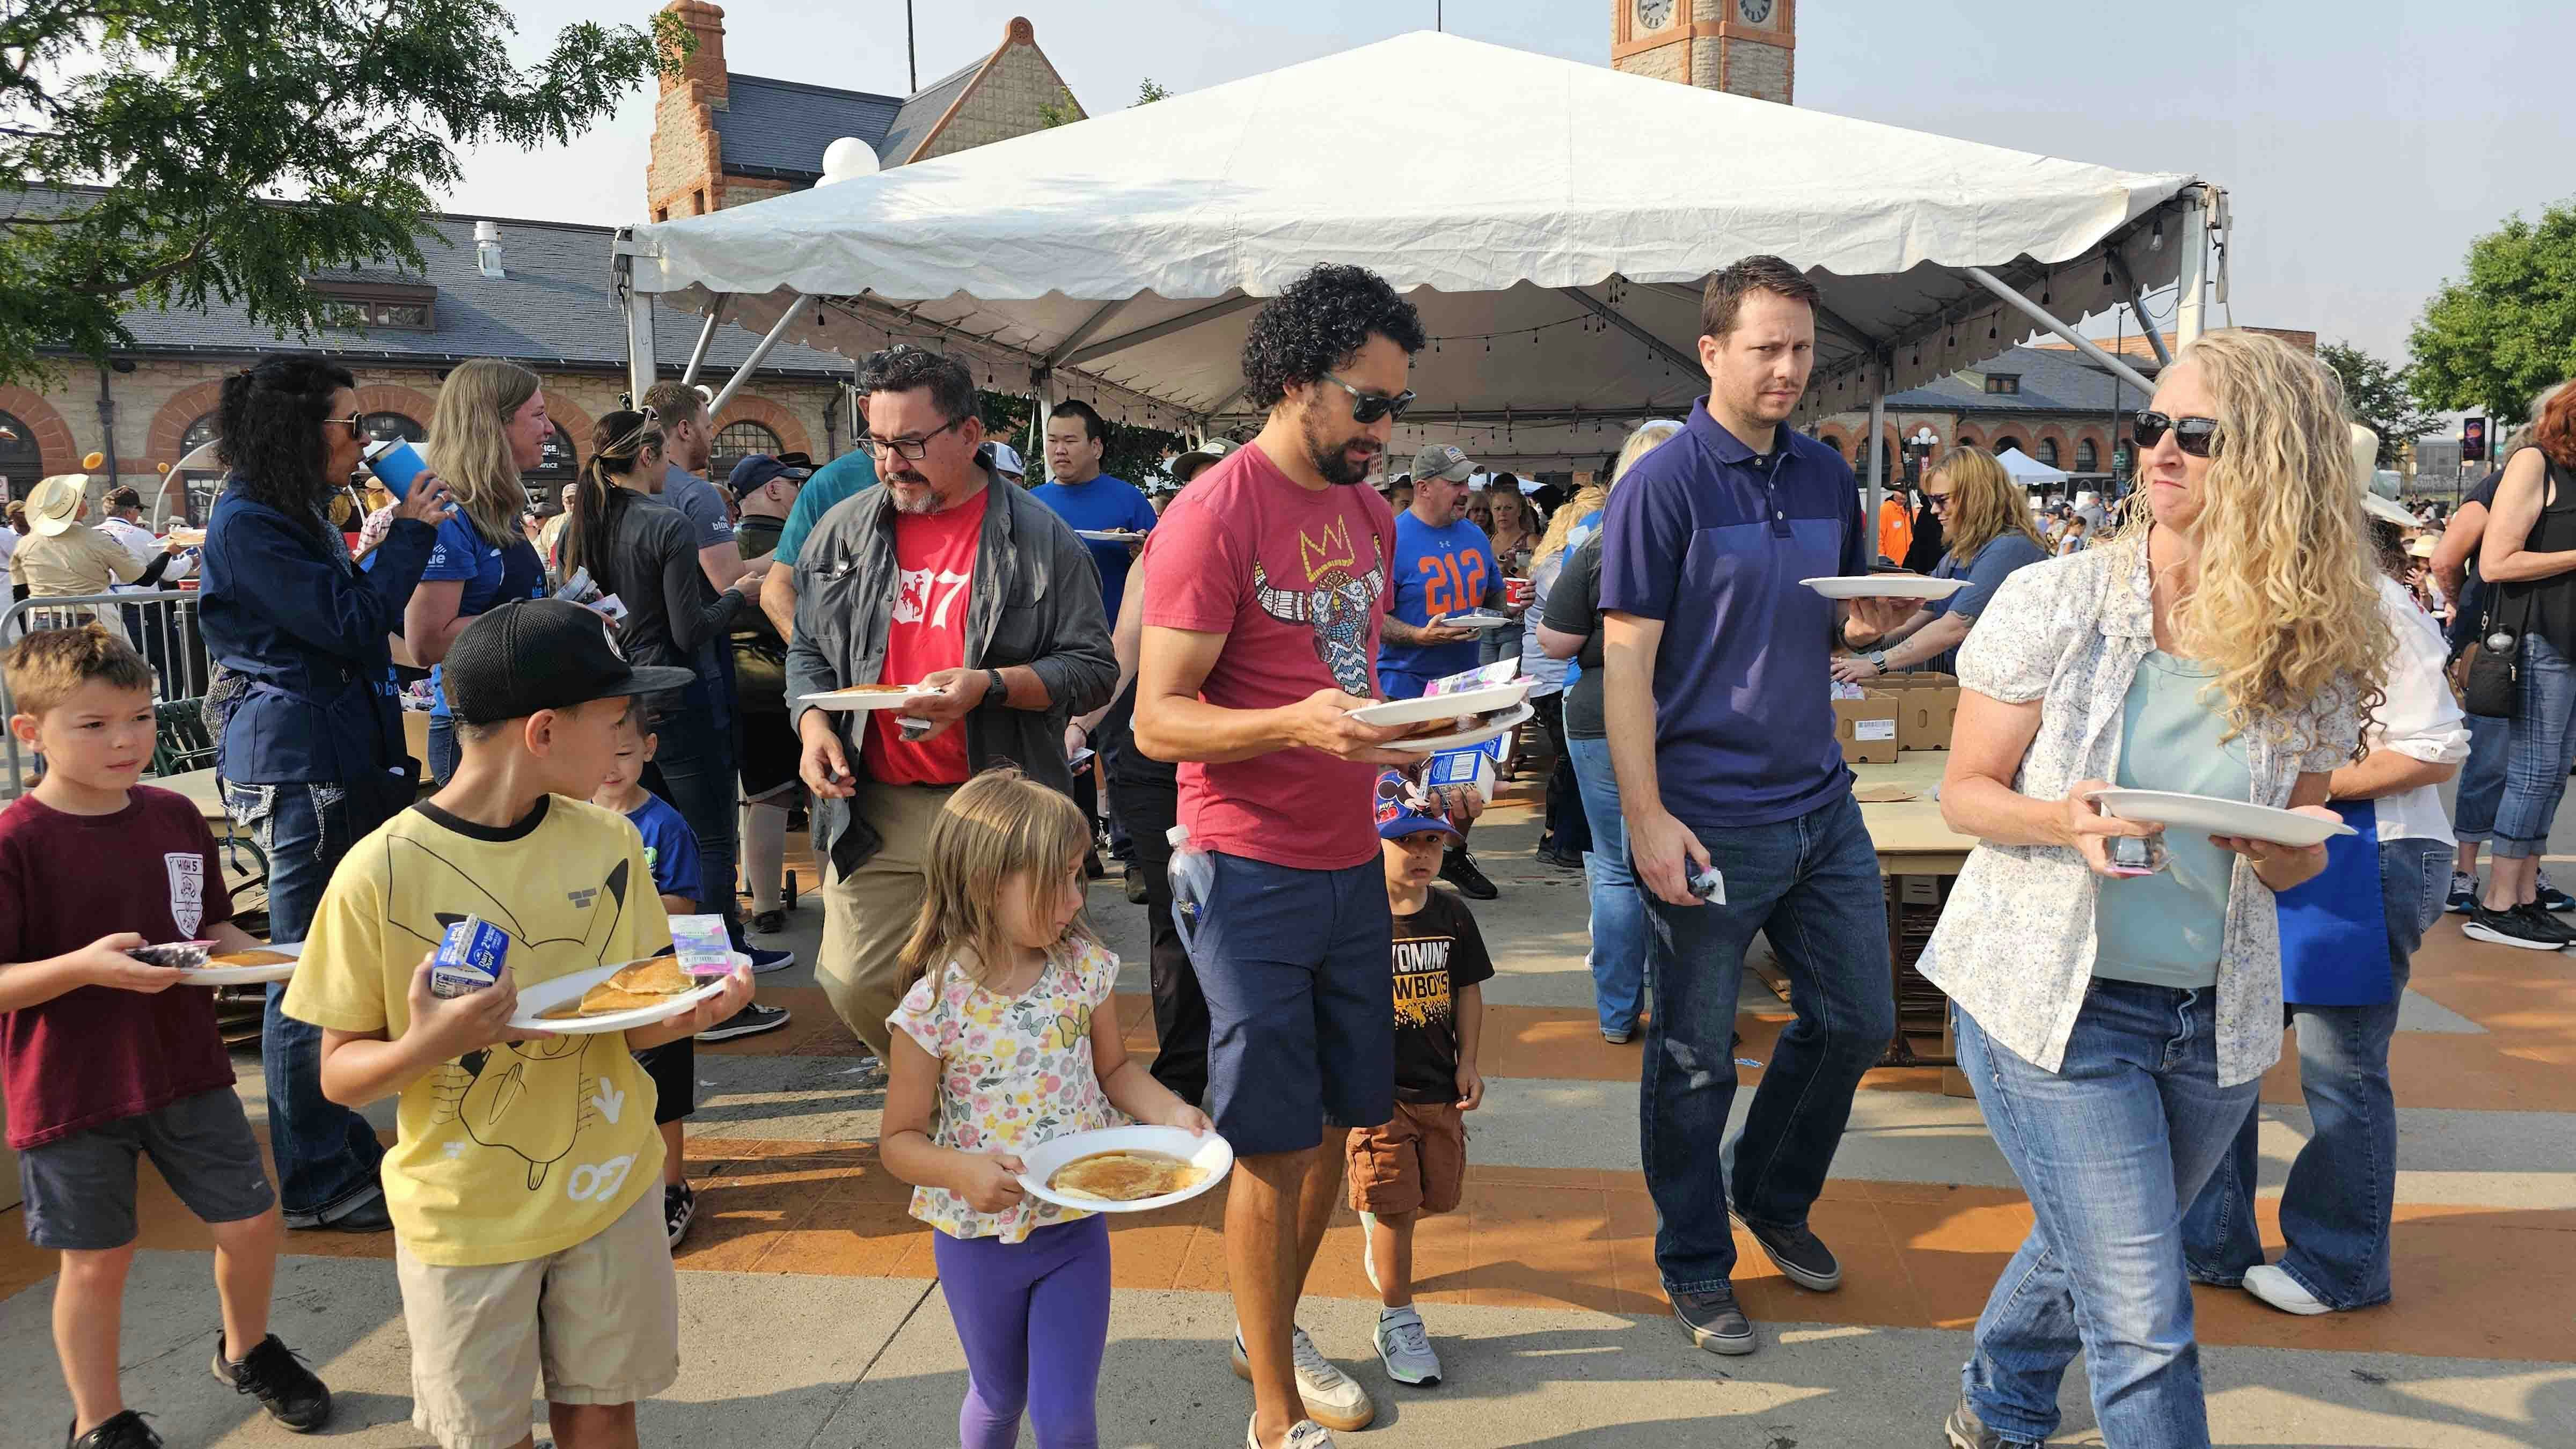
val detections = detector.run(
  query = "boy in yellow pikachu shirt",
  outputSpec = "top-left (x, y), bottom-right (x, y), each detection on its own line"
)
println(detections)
top-left (283, 600), bottom-right (752, 1449)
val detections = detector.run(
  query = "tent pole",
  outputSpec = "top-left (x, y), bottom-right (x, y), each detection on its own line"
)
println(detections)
top-left (706, 296), bottom-right (805, 419)
top-left (680, 296), bottom-right (731, 386)
top-left (1557, 287), bottom-right (1700, 376)
top-left (2104, 252), bottom-right (2172, 368)
top-left (2173, 191), bottom-right (2211, 346)
top-left (615, 247), bottom-right (656, 405)
top-left (1044, 299), bottom-right (1133, 369)
top-left (1960, 267), bottom-right (2155, 393)
top-left (1865, 361), bottom-right (1886, 561)
top-left (1064, 294), bottom-right (1264, 368)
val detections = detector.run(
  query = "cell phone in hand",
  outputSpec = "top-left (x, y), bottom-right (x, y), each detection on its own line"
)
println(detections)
top-left (1686, 862), bottom-right (1726, 904)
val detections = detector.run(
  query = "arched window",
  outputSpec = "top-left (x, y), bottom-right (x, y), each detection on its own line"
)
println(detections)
top-left (177, 412), bottom-right (225, 525)
top-left (0, 408), bottom-right (41, 502)
top-left (1993, 435), bottom-right (2024, 457)
top-left (2075, 438), bottom-right (2099, 473)
top-left (362, 412), bottom-right (425, 444)
top-left (711, 419), bottom-right (782, 485)
top-left (2036, 438), bottom-right (2059, 467)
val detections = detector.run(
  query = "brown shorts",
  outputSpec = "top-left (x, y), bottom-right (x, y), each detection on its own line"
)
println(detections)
top-left (1345, 1100), bottom-right (1467, 1217)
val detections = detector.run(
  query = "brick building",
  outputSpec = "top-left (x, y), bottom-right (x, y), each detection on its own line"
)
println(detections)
top-left (646, 5), bottom-right (1082, 219)
top-left (1612, 0), bottom-right (1798, 104)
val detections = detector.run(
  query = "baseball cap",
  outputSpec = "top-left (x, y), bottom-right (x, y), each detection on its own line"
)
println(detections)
top-left (727, 453), bottom-right (810, 499)
top-left (1373, 769), bottom-right (1462, 843)
top-left (1170, 437), bottom-right (1235, 484)
top-left (987, 441), bottom-right (1027, 477)
top-left (1410, 444), bottom-right (1475, 484)
top-left (443, 598), bottom-right (698, 727)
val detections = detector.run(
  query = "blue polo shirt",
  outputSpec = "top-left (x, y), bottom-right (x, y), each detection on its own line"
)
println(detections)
top-left (1028, 472), bottom-right (1158, 621)
top-left (1598, 399), bottom-right (1868, 826)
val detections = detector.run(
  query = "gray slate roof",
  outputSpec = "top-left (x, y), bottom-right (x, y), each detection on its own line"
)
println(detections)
top-left (711, 74), bottom-right (904, 179)
top-left (876, 56), bottom-right (984, 167)
top-left (11, 189), bottom-right (853, 377)
top-left (1884, 343), bottom-right (2160, 414)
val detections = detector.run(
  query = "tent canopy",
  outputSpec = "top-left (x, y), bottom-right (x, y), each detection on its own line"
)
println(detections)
top-left (619, 31), bottom-right (2209, 471)
top-left (1993, 447), bottom-right (2070, 485)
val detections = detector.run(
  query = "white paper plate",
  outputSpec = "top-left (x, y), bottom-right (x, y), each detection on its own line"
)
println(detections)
top-left (1386, 700), bottom-right (1534, 754)
top-left (507, 954), bottom-right (744, 1035)
top-left (2087, 790), bottom-right (2355, 847)
top-left (1801, 575), bottom-right (1971, 602)
top-left (797, 683), bottom-right (940, 712)
top-left (1076, 529), bottom-right (1146, 543)
top-left (1438, 610), bottom-right (1514, 630)
top-left (1348, 679), bottom-right (1533, 729)
top-left (1016, 1124), bottom-right (1234, 1214)
top-left (179, 940), bottom-right (302, 985)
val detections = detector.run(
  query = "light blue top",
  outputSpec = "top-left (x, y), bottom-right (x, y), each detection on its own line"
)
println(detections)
top-left (2091, 650), bottom-right (2250, 990)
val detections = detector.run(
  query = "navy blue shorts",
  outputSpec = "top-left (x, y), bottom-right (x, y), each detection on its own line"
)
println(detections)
top-left (1191, 851), bottom-right (1395, 1156)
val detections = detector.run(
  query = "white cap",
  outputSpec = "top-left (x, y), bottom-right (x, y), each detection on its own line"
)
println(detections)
top-left (987, 442), bottom-right (1026, 477)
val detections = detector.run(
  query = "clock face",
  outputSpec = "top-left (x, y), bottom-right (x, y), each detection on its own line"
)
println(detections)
top-left (1636, 0), bottom-right (1673, 31)
top-left (1739, 0), bottom-right (1775, 23)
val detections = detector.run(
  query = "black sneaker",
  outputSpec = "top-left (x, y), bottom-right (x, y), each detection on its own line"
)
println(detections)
top-left (1733, 1211), bottom-right (1843, 1292)
top-left (749, 908), bottom-right (788, 936)
top-left (286, 1194), bottom-right (391, 1234)
top-left (69, 1412), bottom-right (160, 1449)
top-left (2462, 904), bottom-right (2571, 950)
top-left (2445, 872), bottom-right (2478, 914)
top-left (1671, 1282), bottom-right (1756, 1355)
top-left (1943, 1396), bottom-right (2040, 1449)
top-left (1439, 847), bottom-right (1498, 901)
top-left (213, 1331), bottom-right (332, 1432)
top-left (665, 1181), bottom-right (697, 1247)
top-left (1123, 865), bottom-right (1149, 905)
top-left (2541, 870), bottom-right (2576, 914)
top-left (745, 945), bottom-right (795, 974)
top-left (696, 1001), bottom-right (792, 1042)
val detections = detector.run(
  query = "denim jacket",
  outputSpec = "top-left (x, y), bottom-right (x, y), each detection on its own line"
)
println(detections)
top-left (199, 481), bottom-right (435, 811)
top-left (1916, 540), bottom-right (2366, 1086)
top-left (785, 469), bottom-right (1116, 874)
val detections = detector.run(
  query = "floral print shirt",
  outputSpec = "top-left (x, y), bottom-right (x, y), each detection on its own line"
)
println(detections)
top-left (1918, 540), bottom-right (2367, 1087)
top-left (889, 939), bottom-right (1126, 1242)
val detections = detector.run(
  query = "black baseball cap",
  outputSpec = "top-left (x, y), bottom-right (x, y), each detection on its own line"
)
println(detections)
top-left (443, 599), bottom-right (698, 726)
top-left (727, 453), bottom-right (811, 499)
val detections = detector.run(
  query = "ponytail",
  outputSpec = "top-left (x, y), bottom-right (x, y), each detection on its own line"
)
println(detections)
top-left (563, 410), bottom-right (663, 587)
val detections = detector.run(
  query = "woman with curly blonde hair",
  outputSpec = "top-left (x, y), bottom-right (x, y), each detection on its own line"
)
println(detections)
top-left (1918, 330), bottom-right (2389, 1449)
top-left (1834, 447), bottom-right (2049, 681)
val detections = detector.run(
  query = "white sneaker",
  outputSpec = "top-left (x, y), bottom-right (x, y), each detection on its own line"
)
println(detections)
top-left (1373, 1305), bottom-right (1443, 1386)
top-left (2243, 1263), bottom-right (2332, 1316)
top-left (1246, 1417), bottom-right (1337, 1448)
top-left (1230, 1325), bottom-right (1376, 1432)
top-left (1358, 1210), bottom-right (1381, 1294)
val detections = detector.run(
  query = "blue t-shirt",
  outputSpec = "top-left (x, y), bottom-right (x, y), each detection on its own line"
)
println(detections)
top-left (1923, 531), bottom-right (2050, 675)
top-left (421, 515), bottom-right (547, 719)
top-left (1028, 473), bottom-right (1158, 623)
top-left (1378, 510), bottom-right (1498, 689)
top-left (625, 791), bottom-right (704, 904)
top-left (772, 450), bottom-right (882, 567)
top-left (2092, 650), bottom-right (2246, 990)
top-left (1597, 399), bottom-right (1868, 826)
top-left (658, 465), bottom-right (736, 550)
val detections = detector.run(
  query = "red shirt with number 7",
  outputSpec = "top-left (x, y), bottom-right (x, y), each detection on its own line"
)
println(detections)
top-left (866, 489), bottom-right (989, 785)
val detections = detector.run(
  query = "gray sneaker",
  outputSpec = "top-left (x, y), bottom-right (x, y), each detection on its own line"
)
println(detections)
top-left (1372, 1305), bottom-right (1442, 1386)
top-left (1245, 1418), bottom-right (1336, 1449)
top-left (1944, 1395), bottom-right (2042, 1448)
top-left (1672, 1283), bottom-right (1756, 1355)
top-left (1230, 1326), bottom-right (1375, 1432)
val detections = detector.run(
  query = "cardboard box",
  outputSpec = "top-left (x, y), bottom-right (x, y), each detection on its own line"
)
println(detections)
top-left (1833, 692), bottom-right (1901, 764)
top-left (1876, 671), bottom-right (1957, 690)
top-left (1893, 686), bottom-right (1962, 751)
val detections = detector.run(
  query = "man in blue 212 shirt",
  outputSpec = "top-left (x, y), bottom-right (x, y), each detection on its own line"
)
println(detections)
top-left (1378, 441), bottom-right (1506, 899)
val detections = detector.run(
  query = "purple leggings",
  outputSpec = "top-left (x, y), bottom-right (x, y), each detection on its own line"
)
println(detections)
top-left (932, 1214), bottom-right (1112, 1449)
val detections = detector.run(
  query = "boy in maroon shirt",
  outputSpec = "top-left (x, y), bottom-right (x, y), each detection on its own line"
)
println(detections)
top-left (1, 627), bottom-right (330, 1448)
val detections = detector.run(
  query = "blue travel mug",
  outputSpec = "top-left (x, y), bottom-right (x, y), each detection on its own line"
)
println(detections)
top-left (363, 438), bottom-right (430, 498)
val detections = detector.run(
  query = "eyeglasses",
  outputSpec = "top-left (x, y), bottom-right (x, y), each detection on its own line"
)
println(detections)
top-left (862, 415), bottom-right (968, 462)
top-left (2133, 411), bottom-right (2223, 458)
top-left (1924, 491), bottom-right (1955, 512)
top-left (1321, 374), bottom-right (1416, 426)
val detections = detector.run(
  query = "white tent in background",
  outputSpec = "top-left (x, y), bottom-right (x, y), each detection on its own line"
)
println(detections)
top-left (1994, 447), bottom-right (2070, 487)
top-left (613, 30), bottom-right (2219, 497)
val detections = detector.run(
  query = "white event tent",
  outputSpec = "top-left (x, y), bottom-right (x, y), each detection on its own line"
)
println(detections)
top-left (1994, 446), bottom-right (2072, 487)
top-left (613, 31), bottom-right (2221, 501)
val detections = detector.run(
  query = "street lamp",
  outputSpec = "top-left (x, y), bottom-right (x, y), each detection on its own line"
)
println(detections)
top-left (1904, 426), bottom-right (1938, 486)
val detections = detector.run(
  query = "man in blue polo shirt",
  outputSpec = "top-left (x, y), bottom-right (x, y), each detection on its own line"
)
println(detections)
top-left (1599, 254), bottom-right (1913, 1358)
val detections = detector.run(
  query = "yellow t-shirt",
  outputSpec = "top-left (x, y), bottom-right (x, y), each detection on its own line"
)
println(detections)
top-left (282, 794), bottom-right (674, 1267)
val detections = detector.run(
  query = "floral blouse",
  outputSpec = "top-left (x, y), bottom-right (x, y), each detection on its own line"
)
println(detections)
top-left (889, 938), bottom-right (1126, 1242)
top-left (1918, 539), bottom-right (2367, 1087)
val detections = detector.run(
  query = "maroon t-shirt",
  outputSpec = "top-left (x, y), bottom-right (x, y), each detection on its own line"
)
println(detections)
top-left (1140, 444), bottom-right (1395, 870)
top-left (0, 788), bottom-right (236, 1150)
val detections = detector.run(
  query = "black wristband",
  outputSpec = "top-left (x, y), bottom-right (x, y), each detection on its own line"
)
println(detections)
top-left (985, 667), bottom-right (1007, 706)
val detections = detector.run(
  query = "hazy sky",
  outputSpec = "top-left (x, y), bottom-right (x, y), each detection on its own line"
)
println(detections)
top-left (446, 1), bottom-right (2573, 364)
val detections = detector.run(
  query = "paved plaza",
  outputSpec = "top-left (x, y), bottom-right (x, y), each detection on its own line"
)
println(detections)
top-left (4, 785), bottom-right (2572, 1447)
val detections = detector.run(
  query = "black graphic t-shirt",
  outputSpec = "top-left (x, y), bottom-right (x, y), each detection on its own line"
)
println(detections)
top-left (1390, 889), bottom-right (1495, 1104)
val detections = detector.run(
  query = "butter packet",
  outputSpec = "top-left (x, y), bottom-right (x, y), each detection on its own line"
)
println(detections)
top-left (670, 914), bottom-right (734, 978)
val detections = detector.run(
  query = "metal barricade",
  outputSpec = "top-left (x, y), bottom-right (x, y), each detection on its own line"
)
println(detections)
top-left (1, 588), bottom-right (213, 796)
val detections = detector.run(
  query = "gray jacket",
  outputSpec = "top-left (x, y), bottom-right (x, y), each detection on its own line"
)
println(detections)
top-left (786, 469), bottom-right (1116, 874)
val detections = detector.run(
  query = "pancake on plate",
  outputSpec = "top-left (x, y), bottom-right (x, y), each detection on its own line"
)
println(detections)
top-left (817, 683), bottom-right (914, 698)
top-left (1048, 1150), bottom-right (1206, 1202)
top-left (207, 949), bottom-right (295, 968)
top-left (544, 958), bottom-right (697, 1019)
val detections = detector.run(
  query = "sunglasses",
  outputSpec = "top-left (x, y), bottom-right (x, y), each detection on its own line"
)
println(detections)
top-left (2133, 411), bottom-right (2222, 458)
top-left (862, 414), bottom-right (968, 462)
top-left (325, 413), bottom-right (367, 441)
top-left (1321, 373), bottom-right (1416, 426)
top-left (1924, 491), bottom-right (1955, 512)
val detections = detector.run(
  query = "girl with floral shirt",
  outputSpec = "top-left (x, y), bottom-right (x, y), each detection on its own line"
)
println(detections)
top-left (882, 768), bottom-right (1210, 1449)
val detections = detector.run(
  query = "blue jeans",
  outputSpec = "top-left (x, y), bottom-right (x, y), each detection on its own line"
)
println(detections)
top-left (1567, 737), bottom-right (1648, 1036)
top-left (1955, 983), bottom-right (2259, 1449)
top-left (2451, 713), bottom-right (2508, 845)
top-left (2181, 838), bottom-right (2446, 1309)
top-left (2494, 631), bottom-right (2576, 857)
top-left (1638, 791), bottom-right (1894, 1291)
top-left (643, 682), bottom-right (745, 947)
top-left (224, 780), bottom-right (389, 1222)
top-left (425, 715), bottom-right (457, 785)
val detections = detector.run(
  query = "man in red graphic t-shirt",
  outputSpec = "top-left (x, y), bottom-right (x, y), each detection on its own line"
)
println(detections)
top-left (784, 348), bottom-right (1114, 1065)
top-left (1135, 265), bottom-right (1452, 1449)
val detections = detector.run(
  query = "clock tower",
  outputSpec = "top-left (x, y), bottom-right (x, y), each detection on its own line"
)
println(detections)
top-left (1612, 0), bottom-right (1796, 105)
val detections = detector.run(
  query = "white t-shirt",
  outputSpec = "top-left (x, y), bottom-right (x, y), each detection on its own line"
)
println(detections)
top-left (0, 526), bottom-right (16, 596)
top-left (96, 515), bottom-right (159, 566)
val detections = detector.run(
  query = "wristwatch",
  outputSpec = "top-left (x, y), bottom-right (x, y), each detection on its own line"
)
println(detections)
top-left (1865, 650), bottom-right (1889, 670)
top-left (984, 667), bottom-right (1007, 705)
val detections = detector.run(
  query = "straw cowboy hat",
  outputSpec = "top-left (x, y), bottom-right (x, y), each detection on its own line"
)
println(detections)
top-left (25, 473), bottom-right (91, 538)
top-left (2352, 425), bottom-right (2417, 530)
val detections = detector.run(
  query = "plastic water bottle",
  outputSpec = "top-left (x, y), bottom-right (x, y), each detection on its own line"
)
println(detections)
top-left (1168, 825), bottom-right (1214, 955)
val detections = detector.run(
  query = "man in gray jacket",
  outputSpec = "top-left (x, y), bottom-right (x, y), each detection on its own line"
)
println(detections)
top-left (787, 347), bottom-right (1115, 1058)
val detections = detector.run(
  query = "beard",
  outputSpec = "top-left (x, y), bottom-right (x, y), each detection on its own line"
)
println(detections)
top-left (1299, 413), bottom-right (1381, 487)
top-left (885, 466), bottom-right (940, 515)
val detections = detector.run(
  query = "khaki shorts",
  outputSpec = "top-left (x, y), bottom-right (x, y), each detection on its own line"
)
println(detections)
top-left (393, 1185), bottom-right (679, 1449)
top-left (1345, 1100), bottom-right (1467, 1217)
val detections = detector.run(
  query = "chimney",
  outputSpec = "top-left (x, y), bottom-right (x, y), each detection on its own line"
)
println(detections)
top-left (661, 0), bottom-right (729, 106)
top-left (473, 220), bottom-right (504, 279)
